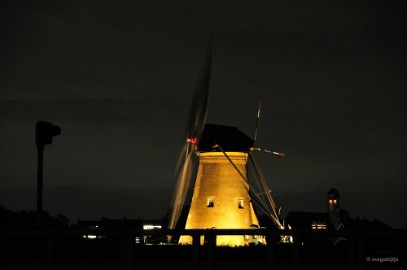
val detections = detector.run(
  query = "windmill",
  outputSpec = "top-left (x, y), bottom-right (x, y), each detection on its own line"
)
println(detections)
top-left (168, 40), bottom-right (285, 246)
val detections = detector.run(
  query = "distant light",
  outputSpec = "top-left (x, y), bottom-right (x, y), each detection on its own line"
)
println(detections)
top-left (187, 138), bottom-right (197, 144)
top-left (135, 237), bottom-right (141, 244)
top-left (83, 235), bottom-right (98, 239)
top-left (312, 221), bottom-right (327, 230)
top-left (329, 199), bottom-right (337, 205)
top-left (272, 151), bottom-right (286, 157)
top-left (143, 225), bottom-right (162, 230)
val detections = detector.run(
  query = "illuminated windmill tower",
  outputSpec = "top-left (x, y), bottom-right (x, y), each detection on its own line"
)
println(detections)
top-left (179, 124), bottom-right (260, 246)
top-left (168, 40), bottom-right (285, 246)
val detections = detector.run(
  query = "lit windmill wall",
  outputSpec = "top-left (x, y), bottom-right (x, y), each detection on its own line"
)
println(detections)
top-left (179, 124), bottom-right (263, 246)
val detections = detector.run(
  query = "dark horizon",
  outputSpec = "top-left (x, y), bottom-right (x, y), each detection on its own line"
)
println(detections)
top-left (0, 185), bottom-right (403, 229)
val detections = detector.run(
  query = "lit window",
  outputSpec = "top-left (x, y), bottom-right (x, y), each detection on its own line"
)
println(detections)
top-left (312, 220), bottom-right (327, 230)
top-left (238, 199), bottom-right (244, 209)
top-left (329, 198), bottom-right (338, 205)
top-left (207, 197), bottom-right (214, 207)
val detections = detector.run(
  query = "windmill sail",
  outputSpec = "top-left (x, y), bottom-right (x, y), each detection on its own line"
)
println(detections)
top-left (168, 39), bottom-right (212, 230)
top-left (169, 38), bottom-right (285, 246)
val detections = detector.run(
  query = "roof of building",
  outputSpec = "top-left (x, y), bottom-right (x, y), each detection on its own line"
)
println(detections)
top-left (197, 124), bottom-right (254, 152)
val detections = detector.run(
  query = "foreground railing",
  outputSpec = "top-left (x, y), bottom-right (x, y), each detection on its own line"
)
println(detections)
top-left (0, 228), bottom-right (405, 270)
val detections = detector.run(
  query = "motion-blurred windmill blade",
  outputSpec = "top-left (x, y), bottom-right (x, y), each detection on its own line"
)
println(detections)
top-left (249, 152), bottom-right (284, 229)
top-left (251, 147), bottom-right (286, 157)
top-left (169, 38), bottom-right (213, 230)
top-left (187, 37), bottom-right (212, 142)
top-left (172, 143), bottom-right (190, 183)
top-left (216, 143), bottom-right (283, 229)
top-left (254, 100), bottom-right (262, 144)
top-left (168, 143), bottom-right (194, 230)
top-left (251, 102), bottom-right (286, 157)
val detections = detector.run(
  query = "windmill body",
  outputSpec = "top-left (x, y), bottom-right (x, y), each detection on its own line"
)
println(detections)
top-left (179, 124), bottom-right (264, 246)
top-left (168, 41), bottom-right (283, 245)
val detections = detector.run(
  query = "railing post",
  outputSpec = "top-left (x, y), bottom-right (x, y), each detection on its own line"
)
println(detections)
top-left (120, 235), bottom-right (133, 270)
top-left (356, 236), bottom-right (365, 269)
top-left (292, 236), bottom-right (301, 269)
top-left (347, 235), bottom-right (355, 265)
top-left (206, 233), bottom-right (216, 267)
top-left (0, 238), bottom-right (3, 262)
top-left (266, 234), bottom-right (275, 267)
top-left (46, 236), bottom-right (56, 270)
top-left (192, 234), bottom-right (200, 262)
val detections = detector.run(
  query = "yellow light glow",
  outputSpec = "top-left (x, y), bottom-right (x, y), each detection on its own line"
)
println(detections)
top-left (179, 152), bottom-right (262, 246)
top-left (143, 225), bottom-right (162, 230)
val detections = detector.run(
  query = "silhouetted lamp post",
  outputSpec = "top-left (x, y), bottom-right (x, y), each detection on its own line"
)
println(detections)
top-left (35, 121), bottom-right (61, 227)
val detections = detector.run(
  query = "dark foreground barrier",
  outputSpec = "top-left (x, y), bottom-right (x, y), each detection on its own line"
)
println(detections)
top-left (0, 228), bottom-right (405, 270)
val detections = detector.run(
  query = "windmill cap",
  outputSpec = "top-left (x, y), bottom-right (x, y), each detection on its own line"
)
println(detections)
top-left (197, 124), bottom-right (254, 152)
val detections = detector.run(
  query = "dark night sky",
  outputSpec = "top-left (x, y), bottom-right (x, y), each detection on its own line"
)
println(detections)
top-left (1, 0), bottom-right (406, 228)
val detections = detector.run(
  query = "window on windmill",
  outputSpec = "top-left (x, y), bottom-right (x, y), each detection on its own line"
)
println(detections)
top-left (238, 199), bottom-right (244, 209)
top-left (207, 197), bottom-right (214, 207)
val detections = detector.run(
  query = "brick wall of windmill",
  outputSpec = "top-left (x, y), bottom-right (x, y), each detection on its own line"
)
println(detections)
top-left (179, 152), bottom-right (260, 246)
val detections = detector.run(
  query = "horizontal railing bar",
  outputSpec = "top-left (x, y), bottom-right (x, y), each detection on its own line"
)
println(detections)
top-left (0, 228), bottom-right (406, 238)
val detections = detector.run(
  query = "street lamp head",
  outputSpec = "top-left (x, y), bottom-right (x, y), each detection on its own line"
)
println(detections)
top-left (35, 121), bottom-right (61, 146)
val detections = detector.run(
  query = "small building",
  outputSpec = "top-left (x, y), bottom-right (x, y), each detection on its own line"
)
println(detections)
top-left (286, 188), bottom-right (343, 231)
top-left (285, 188), bottom-right (391, 245)
top-left (286, 211), bottom-right (328, 230)
top-left (77, 218), bottom-right (164, 244)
